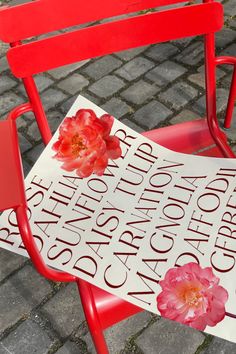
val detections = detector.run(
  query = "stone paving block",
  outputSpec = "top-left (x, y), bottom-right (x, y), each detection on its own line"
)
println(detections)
top-left (134, 100), bottom-right (172, 129)
top-left (60, 95), bottom-right (78, 114)
top-left (89, 75), bottom-right (125, 98)
top-left (221, 72), bottom-right (233, 88)
top-left (0, 265), bottom-right (51, 334)
top-left (197, 65), bottom-right (205, 74)
top-left (82, 92), bottom-right (101, 106)
top-left (19, 133), bottom-right (32, 153)
top-left (201, 336), bottom-right (236, 354)
top-left (0, 42), bottom-right (8, 57)
top-left (170, 109), bottom-right (199, 125)
top-left (121, 80), bottom-right (159, 105)
top-left (0, 281), bottom-right (30, 334)
top-left (0, 319), bottom-right (56, 354)
top-left (16, 116), bottom-right (27, 129)
top-left (0, 56), bottom-right (9, 72)
top-left (48, 60), bottom-right (89, 79)
top-left (27, 122), bottom-right (44, 142)
top-left (102, 97), bottom-right (132, 119)
top-left (60, 93), bottom-right (101, 115)
top-left (100, 13), bottom-right (130, 24)
top-left (222, 110), bottom-right (236, 141)
top-left (215, 28), bottom-right (236, 49)
top-left (135, 318), bottom-right (205, 354)
top-left (38, 30), bottom-right (63, 41)
top-left (188, 68), bottom-right (225, 89)
top-left (115, 46), bottom-right (148, 61)
top-left (224, 0), bottom-right (236, 17)
top-left (193, 95), bottom-right (207, 115)
top-left (231, 144), bottom-right (236, 154)
top-left (55, 340), bottom-right (85, 354)
top-left (194, 88), bottom-right (229, 115)
top-left (145, 43), bottom-right (179, 62)
top-left (159, 81), bottom-right (198, 111)
top-left (23, 159), bottom-right (32, 176)
top-left (145, 61), bottom-right (187, 87)
top-left (61, 21), bottom-right (96, 32)
top-left (8, 0), bottom-right (31, 6)
top-left (176, 41), bottom-right (204, 66)
top-left (82, 55), bottom-right (122, 80)
top-left (12, 264), bottom-right (52, 305)
top-left (0, 249), bottom-right (26, 282)
top-left (0, 75), bottom-right (17, 94)
top-left (41, 88), bottom-right (68, 111)
top-left (27, 111), bottom-right (63, 141)
top-left (26, 143), bottom-right (45, 163)
top-left (42, 283), bottom-right (85, 339)
top-left (115, 57), bottom-right (155, 81)
top-left (84, 311), bottom-right (152, 354)
top-left (172, 36), bottom-right (195, 48)
top-left (17, 75), bottom-right (54, 95)
top-left (188, 72), bottom-right (206, 89)
top-left (47, 110), bottom-right (65, 133)
top-left (0, 92), bottom-right (24, 115)
top-left (58, 73), bottom-right (89, 94)
top-left (122, 119), bottom-right (144, 133)
top-left (228, 17), bottom-right (236, 28)
top-left (220, 43), bottom-right (236, 58)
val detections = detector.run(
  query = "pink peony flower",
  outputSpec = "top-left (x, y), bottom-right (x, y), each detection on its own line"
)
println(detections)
top-left (157, 262), bottom-right (228, 330)
top-left (52, 109), bottom-right (121, 178)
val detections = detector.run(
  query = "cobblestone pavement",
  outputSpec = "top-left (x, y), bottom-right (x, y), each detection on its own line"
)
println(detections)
top-left (1, 0), bottom-right (236, 353)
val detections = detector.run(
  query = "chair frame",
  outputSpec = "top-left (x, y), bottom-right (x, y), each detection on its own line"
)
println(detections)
top-left (0, 0), bottom-right (236, 352)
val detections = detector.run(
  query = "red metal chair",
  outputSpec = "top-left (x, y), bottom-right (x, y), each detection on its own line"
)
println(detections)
top-left (0, 0), bottom-right (236, 353)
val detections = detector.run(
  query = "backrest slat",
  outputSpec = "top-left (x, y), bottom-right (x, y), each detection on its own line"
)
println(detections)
top-left (7, 3), bottom-right (223, 78)
top-left (0, 0), bottom-right (188, 43)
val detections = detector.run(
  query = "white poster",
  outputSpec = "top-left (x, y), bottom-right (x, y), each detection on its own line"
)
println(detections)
top-left (1, 96), bottom-right (236, 341)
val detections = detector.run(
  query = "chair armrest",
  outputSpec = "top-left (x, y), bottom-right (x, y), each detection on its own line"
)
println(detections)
top-left (16, 200), bottom-right (76, 282)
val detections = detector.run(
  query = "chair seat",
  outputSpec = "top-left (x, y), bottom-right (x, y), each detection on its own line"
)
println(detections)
top-left (82, 116), bottom-right (225, 331)
top-left (0, 120), bottom-right (25, 212)
top-left (89, 283), bottom-right (142, 329)
top-left (143, 118), bottom-right (225, 157)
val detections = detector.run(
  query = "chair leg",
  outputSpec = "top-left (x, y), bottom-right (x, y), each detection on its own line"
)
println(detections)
top-left (224, 65), bottom-right (236, 129)
top-left (22, 76), bottom-right (52, 145)
top-left (77, 279), bottom-right (109, 354)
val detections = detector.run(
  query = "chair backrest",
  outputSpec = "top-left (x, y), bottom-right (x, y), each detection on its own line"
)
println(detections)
top-left (0, 0), bottom-right (226, 227)
top-left (0, 0), bottom-right (192, 42)
top-left (0, 0), bottom-right (227, 169)
top-left (0, 0), bottom-right (223, 78)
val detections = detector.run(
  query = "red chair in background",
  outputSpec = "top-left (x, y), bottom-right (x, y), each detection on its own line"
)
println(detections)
top-left (0, 0), bottom-right (236, 352)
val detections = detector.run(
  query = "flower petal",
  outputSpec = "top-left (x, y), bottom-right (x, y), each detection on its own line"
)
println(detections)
top-left (157, 262), bottom-right (228, 330)
top-left (53, 109), bottom-right (121, 177)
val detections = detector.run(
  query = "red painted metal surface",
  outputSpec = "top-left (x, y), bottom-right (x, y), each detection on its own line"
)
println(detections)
top-left (0, 120), bottom-right (25, 211)
top-left (1, 0), bottom-right (235, 353)
top-left (7, 3), bottom-right (223, 78)
top-left (142, 118), bottom-right (225, 156)
top-left (225, 67), bottom-right (236, 129)
top-left (22, 76), bottom-right (52, 144)
top-left (0, 0), bottom-right (188, 43)
top-left (204, 33), bottom-right (235, 157)
top-left (215, 56), bottom-right (236, 129)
